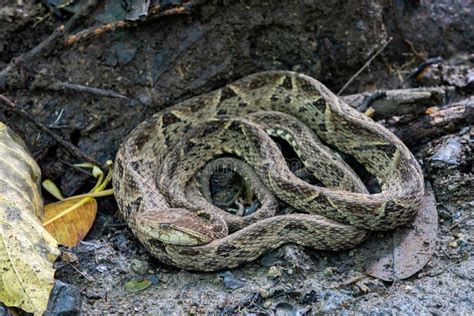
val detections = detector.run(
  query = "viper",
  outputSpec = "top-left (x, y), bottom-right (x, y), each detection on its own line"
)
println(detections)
top-left (113, 71), bottom-right (424, 271)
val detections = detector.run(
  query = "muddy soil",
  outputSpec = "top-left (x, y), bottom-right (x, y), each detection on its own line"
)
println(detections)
top-left (0, 0), bottom-right (472, 314)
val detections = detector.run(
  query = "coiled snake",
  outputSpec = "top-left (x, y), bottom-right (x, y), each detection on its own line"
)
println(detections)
top-left (113, 71), bottom-right (425, 271)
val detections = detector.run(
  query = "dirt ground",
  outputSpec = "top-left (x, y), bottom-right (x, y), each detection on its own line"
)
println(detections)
top-left (0, 0), bottom-right (472, 314)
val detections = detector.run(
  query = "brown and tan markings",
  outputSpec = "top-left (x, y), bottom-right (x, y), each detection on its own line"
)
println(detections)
top-left (113, 71), bottom-right (424, 271)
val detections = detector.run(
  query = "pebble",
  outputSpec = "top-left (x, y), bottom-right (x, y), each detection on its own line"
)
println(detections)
top-left (131, 258), bottom-right (150, 275)
top-left (274, 302), bottom-right (298, 316)
top-left (96, 264), bottom-right (108, 273)
top-left (449, 240), bottom-right (459, 248)
top-left (148, 274), bottom-right (160, 285)
top-left (323, 267), bottom-right (335, 276)
top-left (268, 266), bottom-right (283, 278)
top-left (431, 137), bottom-right (462, 166)
top-left (218, 271), bottom-right (246, 290)
top-left (438, 207), bottom-right (453, 220)
top-left (260, 251), bottom-right (283, 267)
top-left (61, 251), bottom-right (78, 263)
top-left (45, 280), bottom-right (81, 315)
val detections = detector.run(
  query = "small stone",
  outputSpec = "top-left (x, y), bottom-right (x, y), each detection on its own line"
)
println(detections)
top-left (292, 65), bottom-right (302, 72)
top-left (438, 208), bottom-right (452, 220)
top-left (268, 266), bottom-right (282, 278)
top-left (61, 251), bottom-right (78, 263)
top-left (259, 289), bottom-right (270, 299)
top-left (46, 280), bottom-right (81, 315)
top-left (260, 251), bottom-right (283, 267)
top-left (274, 302), bottom-right (298, 316)
top-left (160, 273), bottom-right (170, 283)
top-left (323, 267), bottom-right (335, 276)
top-left (131, 258), bottom-right (149, 275)
top-left (139, 95), bottom-right (152, 106)
top-left (449, 240), bottom-right (459, 248)
top-left (148, 274), bottom-right (160, 285)
top-left (84, 288), bottom-right (105, 300)
top-left (431, 137), bottom-right (462, 166)
top-left (356, 281), bottom-right (370, 294)
top-left (218, 271), bottom-right (245, 290)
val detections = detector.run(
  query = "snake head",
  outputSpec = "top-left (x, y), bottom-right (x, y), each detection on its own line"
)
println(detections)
top-left (134, 208), bottom-right (224, 246)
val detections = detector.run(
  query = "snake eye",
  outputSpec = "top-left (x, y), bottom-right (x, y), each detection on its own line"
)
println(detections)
top-left (196, 211), bottom-right (211, 221)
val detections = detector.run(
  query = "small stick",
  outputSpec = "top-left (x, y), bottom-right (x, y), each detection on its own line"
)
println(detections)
top-left (337, 37), bottom-right (393, 96)
top-left (47, 80), bottom-right (129, 99)
top-left (64, 1), bottom-right (204, 46)
top-left (67, 262), bottom-right (95, 282)
top-left (0, 94), bottom-right (104, 169)
top-left (357, 90), bottom-right (387, 112)
top-left (58, 159), bottom-right (96, 177)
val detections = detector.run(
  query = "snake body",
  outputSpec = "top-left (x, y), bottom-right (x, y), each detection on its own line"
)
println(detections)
top-left (113, 71), bottom-right (424, 271)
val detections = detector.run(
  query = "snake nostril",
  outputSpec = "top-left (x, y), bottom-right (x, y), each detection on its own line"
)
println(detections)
top-left (197, 211), bottom-right (211, 221)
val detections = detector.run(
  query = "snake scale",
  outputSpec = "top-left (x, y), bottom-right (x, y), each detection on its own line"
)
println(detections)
top-left (113, 71), bottom-right (425, 271)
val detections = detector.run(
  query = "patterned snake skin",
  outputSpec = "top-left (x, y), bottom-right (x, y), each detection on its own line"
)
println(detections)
top-left (113, 71), bottom-right (425, 271)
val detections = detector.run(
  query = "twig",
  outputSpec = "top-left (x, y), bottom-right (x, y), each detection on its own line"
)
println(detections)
top-left (0, 94), bottom-right (104, 169)
top-left (337, 37), bottom-right (393, 96)
top-left (64, 1), bottom-right (204, 46)
top-left (67, 262), bottom-right (95, 282)
top-left (425, 261), bottom-right (461, 277)
top-left (44, 79), bottom-right (129, 99)
top-left (357, 90), bottom-right (387, 112)
top-left (58, 159), bottom-right (96, 177)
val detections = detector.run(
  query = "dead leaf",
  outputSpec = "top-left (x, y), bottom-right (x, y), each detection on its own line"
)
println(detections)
top-left (41, 161), bottom-right (114, 247)
top-left (361, 184), bottom-right (438, 281)
top-left (0, 122), bottom-right (59, 315)
top-left (43, 197), bottom-right (97, 247)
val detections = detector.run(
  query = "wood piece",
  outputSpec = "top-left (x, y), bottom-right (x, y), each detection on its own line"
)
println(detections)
top-left (389, 97), bottom-right (473, 146)
top-left (341, 86), bottom-right (453, 118)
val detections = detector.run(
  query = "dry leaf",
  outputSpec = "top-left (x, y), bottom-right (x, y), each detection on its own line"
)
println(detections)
top-left (0, 122), bottom-right (59, 315)
top-left (41, 161), bottom-right (114, 248)
top-left (43, 197), bottom-right (97, 247)
top-left (361, 184), bottom-right (438, 281)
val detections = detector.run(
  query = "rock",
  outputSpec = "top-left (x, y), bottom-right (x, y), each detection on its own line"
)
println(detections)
top-left (431, 137), bottom-right (463, 166)
top-left (260, 251), bottom-right (283, 267)
top-left (131, 258), bottom-right (150, 275)
top-left (148, 274), bottom-right (160, 285)
top-left (323, 267), bottom-right (335, 276)
top-left (302, 290), bottom-right (319, 304)
top-left (0, 303), bottom-right (8, 315)
top-left (218, 271), bottom-right (246, 290)
top-left (318, 291), bottom-right (352, 313)
top-left (45, 280), bottom-right (82, 316)
top-left (268, 266), bottom-right (283, 279)
top-left (449, 240), bottom-right (459, 248)
top-left (274, 302), bottom-right (298, 316)
top-left (438, 207), bottom-right (453, 220)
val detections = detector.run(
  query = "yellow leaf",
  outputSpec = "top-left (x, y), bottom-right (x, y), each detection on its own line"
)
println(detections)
top-left (43, 197), bottom-right (97, 247)
top-left (0, 122), bottom-right (59, 315)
